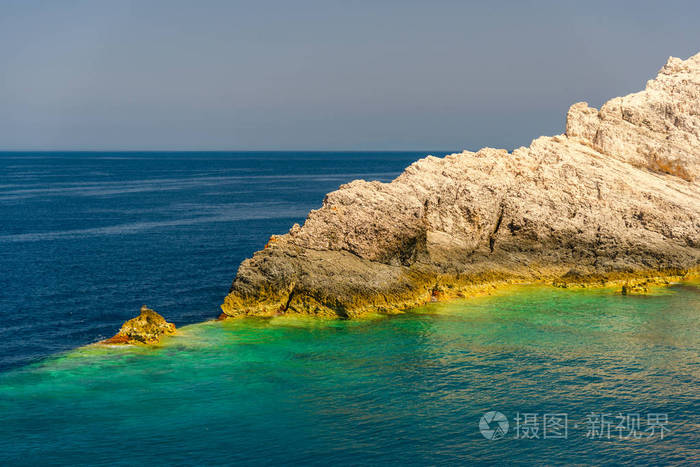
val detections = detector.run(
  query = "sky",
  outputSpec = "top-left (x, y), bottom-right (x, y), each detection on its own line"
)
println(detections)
top-left (1, 0), bottom-right (699, 151)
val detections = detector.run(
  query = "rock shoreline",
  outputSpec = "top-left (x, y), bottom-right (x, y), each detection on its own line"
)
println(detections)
top-left (220, 52), bottom-right (700, 319)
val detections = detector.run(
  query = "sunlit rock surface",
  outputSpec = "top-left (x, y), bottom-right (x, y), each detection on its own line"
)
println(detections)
top-left (103, 305), bottom-right (176, 344)
top-left (222, 52), bottom-right (700, 318)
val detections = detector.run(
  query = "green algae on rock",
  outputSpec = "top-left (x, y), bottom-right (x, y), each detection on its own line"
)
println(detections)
top-left (103, 305), bottom-right (176, 344)
top-left (221, 52), bottom-right (700, 319)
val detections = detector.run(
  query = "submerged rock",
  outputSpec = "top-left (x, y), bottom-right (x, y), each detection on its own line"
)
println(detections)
top-left (619, 277), bottom-right (671, 295)
top-left (222, 52), bottom-right (700, 319)
top-left (103, 305), bottom-right (176, 344)
top-left (621, 283), bottom-right (649, 295)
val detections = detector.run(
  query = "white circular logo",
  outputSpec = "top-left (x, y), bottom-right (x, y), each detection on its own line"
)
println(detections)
top-left (479, 411), bottom-right (509, 440)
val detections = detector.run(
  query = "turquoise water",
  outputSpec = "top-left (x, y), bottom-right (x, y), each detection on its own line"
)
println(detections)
top-left (1, 285), bottom-right (698, 465)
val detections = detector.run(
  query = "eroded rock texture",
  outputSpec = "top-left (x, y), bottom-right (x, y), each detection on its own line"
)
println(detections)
top-left (103, 305), bottom-right (176, 344)
top-left (222, 53), bottom-right (700, 318)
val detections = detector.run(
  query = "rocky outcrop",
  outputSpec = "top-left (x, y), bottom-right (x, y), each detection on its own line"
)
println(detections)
top-left (103, 306), bottom-right (176, 344)
top-left (566, 55), bottom-right (700, 182)
top-left (222, 52), bottom-right (700, 319)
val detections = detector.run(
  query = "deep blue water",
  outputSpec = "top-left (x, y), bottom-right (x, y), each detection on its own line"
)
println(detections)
top-left (0, 151), bottom-right (428, 370)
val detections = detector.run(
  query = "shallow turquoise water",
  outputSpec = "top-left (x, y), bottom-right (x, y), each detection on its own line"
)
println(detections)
top-left (1, 285), bottom-right (698, 465)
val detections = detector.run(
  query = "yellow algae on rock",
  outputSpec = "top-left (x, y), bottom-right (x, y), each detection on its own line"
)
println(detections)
top-left (102, 305), bottom-right (176, 345)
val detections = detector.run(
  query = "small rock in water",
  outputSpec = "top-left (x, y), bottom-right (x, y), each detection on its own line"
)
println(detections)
top-left (621, 282), bottom-right (649, 295)
top-left (102, 305), bottom-right (176, 345)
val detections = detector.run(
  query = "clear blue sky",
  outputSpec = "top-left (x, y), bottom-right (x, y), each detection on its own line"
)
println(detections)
top-left (1, 0), bottom-right (699, 151)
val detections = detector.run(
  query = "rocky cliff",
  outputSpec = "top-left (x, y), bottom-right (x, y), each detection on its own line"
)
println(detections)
top-left (222, 52), bottom-right (700, 319)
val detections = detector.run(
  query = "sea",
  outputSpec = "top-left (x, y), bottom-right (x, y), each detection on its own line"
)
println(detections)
top-left (0, 152), bottom-right (698, 465)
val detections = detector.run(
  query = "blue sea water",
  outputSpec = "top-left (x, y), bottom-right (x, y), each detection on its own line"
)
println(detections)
top-left (0, 152), bottom-right (698, 465)
top-left (0, 151), bottom-right (422, 370)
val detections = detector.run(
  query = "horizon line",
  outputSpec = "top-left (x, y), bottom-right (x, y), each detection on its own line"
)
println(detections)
top-left (0, 149), bottom-right (461, 153)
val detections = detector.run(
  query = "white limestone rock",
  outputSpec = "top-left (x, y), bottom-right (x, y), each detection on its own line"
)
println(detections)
top-left (222, 52), bottom-right (700, 318)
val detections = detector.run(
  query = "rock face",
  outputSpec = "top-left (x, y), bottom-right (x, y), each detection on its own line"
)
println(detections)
top-left (222, 52), bottom-right (700, 319)
top-left (103, 306), bottom-right (176, 344)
